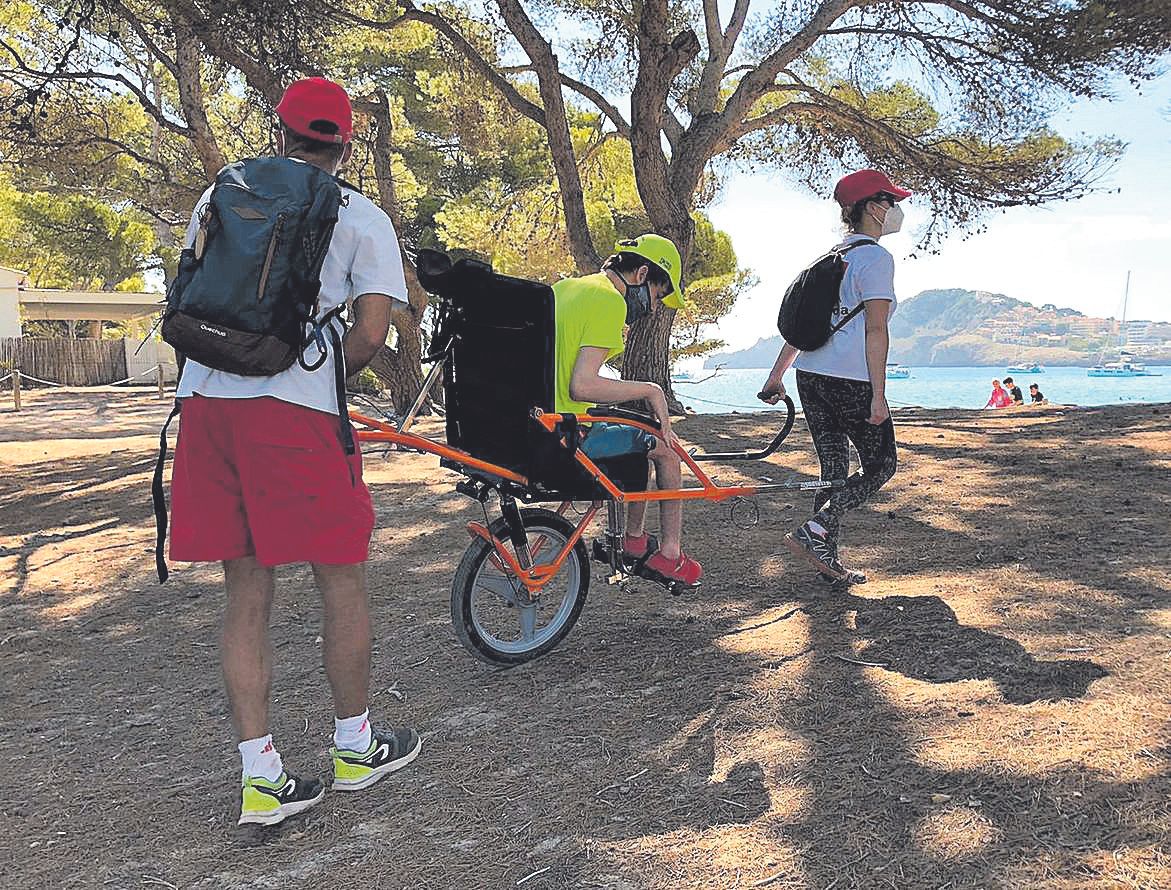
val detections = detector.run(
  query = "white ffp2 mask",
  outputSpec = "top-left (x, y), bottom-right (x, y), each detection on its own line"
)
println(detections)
top-left (881, 203), bottom-right (904, 236)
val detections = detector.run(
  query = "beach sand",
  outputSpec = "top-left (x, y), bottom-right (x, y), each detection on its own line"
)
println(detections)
top-left (2, 389), bottom-right (1169, 888)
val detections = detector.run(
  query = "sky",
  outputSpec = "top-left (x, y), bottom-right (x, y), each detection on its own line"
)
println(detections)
top-left (706, 70), bottom-right (1171, 352)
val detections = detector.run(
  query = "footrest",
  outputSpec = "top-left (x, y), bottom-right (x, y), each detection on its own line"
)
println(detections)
top-left (591, 535), bottom-right (659, 573)
top-left (632, 561), bottom-right (702, 595)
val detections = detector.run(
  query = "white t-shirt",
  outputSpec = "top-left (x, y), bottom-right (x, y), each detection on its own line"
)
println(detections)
top-left (793, 234), bottom-right (897, 382)
top-left (176, 161), bottom-right (408, 415)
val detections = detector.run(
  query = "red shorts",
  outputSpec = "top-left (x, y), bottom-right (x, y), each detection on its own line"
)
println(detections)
top-left (170, 395), bottom-right (375, 566)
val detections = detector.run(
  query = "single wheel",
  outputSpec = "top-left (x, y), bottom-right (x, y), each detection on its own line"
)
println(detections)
top-left (451, 507), bottom-right (590, 665)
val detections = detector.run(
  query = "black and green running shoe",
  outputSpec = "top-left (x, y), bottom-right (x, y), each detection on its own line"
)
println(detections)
top-left (331, 728), bottom-right (422, 792)
top-left (238, 771), bottom-right (325, 826)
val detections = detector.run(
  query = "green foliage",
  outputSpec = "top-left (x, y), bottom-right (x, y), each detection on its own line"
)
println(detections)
top-left (352, 366), bottom-right (386, 395)
top-left (434, 129), bottom-right (748, 355)
top-left (0, 172), bottom-right (156, 290)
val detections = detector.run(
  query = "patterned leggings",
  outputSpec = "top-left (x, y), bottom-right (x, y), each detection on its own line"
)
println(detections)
top-left (796, 370), bottom-right (898, 539)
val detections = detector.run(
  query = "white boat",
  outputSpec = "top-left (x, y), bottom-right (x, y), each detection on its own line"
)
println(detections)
top-left (1087, 273), bottom-right (1159, 377)
top-left (1007, 363), bottom-right (1043, 373)
top-left (1087, 357), bottom-right (1153, 378)
top-left (886, 363), bottom-right (911, 379)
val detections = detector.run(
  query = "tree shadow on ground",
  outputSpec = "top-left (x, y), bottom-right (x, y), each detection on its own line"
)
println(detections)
top-left (0, 450), bottom-right (159, 538)
top-left (770, 590), bottom-right (1167, 889)
top-left (0, 389), bottom-right (168, 440)
top-left (848, 593), bottom-right (1108, 704)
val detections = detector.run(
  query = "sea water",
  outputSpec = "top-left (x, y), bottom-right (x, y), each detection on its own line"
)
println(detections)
top-left (674, 366), bottom-right (1171, 414)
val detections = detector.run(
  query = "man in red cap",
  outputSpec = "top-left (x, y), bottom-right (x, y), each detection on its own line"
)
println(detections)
top-left (169, 76), bottom-right (421, 827)
top-left (759, 168), bottom-right (908, 584)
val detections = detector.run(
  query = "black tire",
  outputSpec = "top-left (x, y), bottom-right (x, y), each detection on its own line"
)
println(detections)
top-left (450, 507), bottom-right (590, 666)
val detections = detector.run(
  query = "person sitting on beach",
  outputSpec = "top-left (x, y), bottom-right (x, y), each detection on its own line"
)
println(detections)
top-left (985, 379), bottom-right (1013, 408)
top-left (1030, 383), bottom-right (1046, 404)
top-left (1003, 376), bottom-right (1024, 405)
top-left (553, 234), bottom-right (702, 588)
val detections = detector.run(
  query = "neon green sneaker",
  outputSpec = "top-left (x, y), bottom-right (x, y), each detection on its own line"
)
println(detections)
top-left (238, 771), bottom-right (325, 826)
top-left (331, 728), bottom-right (422, 791)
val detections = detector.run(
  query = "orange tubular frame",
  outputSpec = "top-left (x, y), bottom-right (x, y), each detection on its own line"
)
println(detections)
top-left (349, 411), bottom-right (530, 486)
top-left (532, 410), bottom-right (768, 504)
top-left (351, 406), bottom-right (829, 594)
top-left (465, 502), bottom-right (601, 592)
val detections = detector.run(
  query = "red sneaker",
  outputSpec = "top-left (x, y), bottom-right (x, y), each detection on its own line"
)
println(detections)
top-left (623, 532), bottom-right (655, 559)
top-left (643, 550), bottom-right (703, 587)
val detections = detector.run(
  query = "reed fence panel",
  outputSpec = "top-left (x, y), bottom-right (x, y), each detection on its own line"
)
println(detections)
top-left (0, 337), bottom-right (128, 386)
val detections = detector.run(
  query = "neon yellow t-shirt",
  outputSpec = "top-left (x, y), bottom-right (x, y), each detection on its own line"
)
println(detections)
top-left (553, 272), bottom-right (626, 414)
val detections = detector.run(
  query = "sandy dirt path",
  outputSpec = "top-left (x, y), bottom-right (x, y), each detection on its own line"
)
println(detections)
top-left (1, 389), bottom-right (1168, 889)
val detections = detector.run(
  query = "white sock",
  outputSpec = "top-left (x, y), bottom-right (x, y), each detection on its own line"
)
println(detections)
top-left (334, 709), bottom-right (372, 753)
top-left (807, 520), bottom-right (828, 537)
top-left (238, 734), bottom-right (284, 783)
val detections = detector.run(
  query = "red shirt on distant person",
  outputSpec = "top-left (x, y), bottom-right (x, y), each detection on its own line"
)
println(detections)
top-left (985, 379), bottom-right (1013, 408)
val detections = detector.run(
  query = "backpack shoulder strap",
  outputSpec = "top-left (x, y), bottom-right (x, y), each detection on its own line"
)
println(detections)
top-left (334, 175), bottom-right (364, 195)
top-left (152, 355), bottom-right (187, 582)
top-left (826, 240), bottom-right (878, 335)
top-left (152, 398), bottom-right (182, 582)
top-left (318, 306), bottom-right (355, 456)
top-left (834, 238), bottom-right (877, 255)
top-left (828, 301), bottom-right (867, 336)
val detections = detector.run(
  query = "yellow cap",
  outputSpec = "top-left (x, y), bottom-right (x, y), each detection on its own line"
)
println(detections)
top-left (614, 234), bottom-right (685, 309)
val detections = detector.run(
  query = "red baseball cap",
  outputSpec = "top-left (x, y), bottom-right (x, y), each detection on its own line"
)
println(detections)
top-left (275, 77), bottom-right (353, 144)
top-left (833, 169), bottom-right (911, 206)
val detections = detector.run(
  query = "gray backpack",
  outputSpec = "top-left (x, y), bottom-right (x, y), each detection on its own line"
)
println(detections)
top-left (162, 156), bottom-right (342, 375)
top-left (155, 157), bottom-right (354, 583)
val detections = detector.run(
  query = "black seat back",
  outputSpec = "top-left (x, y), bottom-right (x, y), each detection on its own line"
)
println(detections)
top-left (418, 250), bottom-right (647, 500)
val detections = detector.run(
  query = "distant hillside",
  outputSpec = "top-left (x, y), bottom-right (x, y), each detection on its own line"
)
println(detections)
top-left (705, 336), bottom-right (784, 369)
top-left (705, 289), bottom-right (1171, 368)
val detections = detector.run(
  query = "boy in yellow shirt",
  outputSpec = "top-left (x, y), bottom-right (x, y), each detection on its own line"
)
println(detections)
top-left (553, 235), bottom-right (702, 587)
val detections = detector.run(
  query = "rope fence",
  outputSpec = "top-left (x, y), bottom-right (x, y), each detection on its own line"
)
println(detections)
top-left (1, 337), bottom-right (131, 387)
top-left (5, 363), bottom-right (170, 411)
top-left (4, 363), bottom-right (927, 416)
top-left (15, 371), bottom-right (66, 387)
top-left (6, 363), bottom-right (162, 388)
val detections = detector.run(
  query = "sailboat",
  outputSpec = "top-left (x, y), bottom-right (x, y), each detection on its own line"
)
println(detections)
top-left (1088, 272), bottom-right (1157, 377)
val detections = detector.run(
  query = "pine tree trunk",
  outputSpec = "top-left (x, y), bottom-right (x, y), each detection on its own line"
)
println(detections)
top-left (621, 208), bottom-right (695, 415)
top-left (365, 310), bottom-right (426, 415)
top-left (356, 91), bottom-right (432, 416)
top-left (622, 308), bottom-right (678, 411)
top-left (626, 16), bottom-right (700, 416)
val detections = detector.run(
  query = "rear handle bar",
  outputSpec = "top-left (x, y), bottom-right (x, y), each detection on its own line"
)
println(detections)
top-left (690, 395), bottom-right (795, 462)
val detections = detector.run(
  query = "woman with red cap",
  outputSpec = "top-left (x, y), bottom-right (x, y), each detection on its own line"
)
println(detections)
top-left (759, 169), bottom-right (908, 585)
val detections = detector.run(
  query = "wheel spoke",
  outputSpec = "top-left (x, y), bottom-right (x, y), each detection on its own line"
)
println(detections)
top-left (518, 603), bottom-right (538, 641)
top-left (527, 533), bottom-right (551, 562)
top-left (474, 572), bottom-right (520, 607)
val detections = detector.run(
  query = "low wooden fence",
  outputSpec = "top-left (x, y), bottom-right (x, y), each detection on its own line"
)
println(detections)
top-left (0, 337), bottom-right (128, 387)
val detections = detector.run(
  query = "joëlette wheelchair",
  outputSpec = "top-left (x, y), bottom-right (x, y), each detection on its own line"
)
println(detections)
top-left (349, 250), bottom-right (837, 666)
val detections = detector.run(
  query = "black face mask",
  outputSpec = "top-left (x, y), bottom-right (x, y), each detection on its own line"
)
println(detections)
top-left (616, 272), bottom-right (652, 324)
